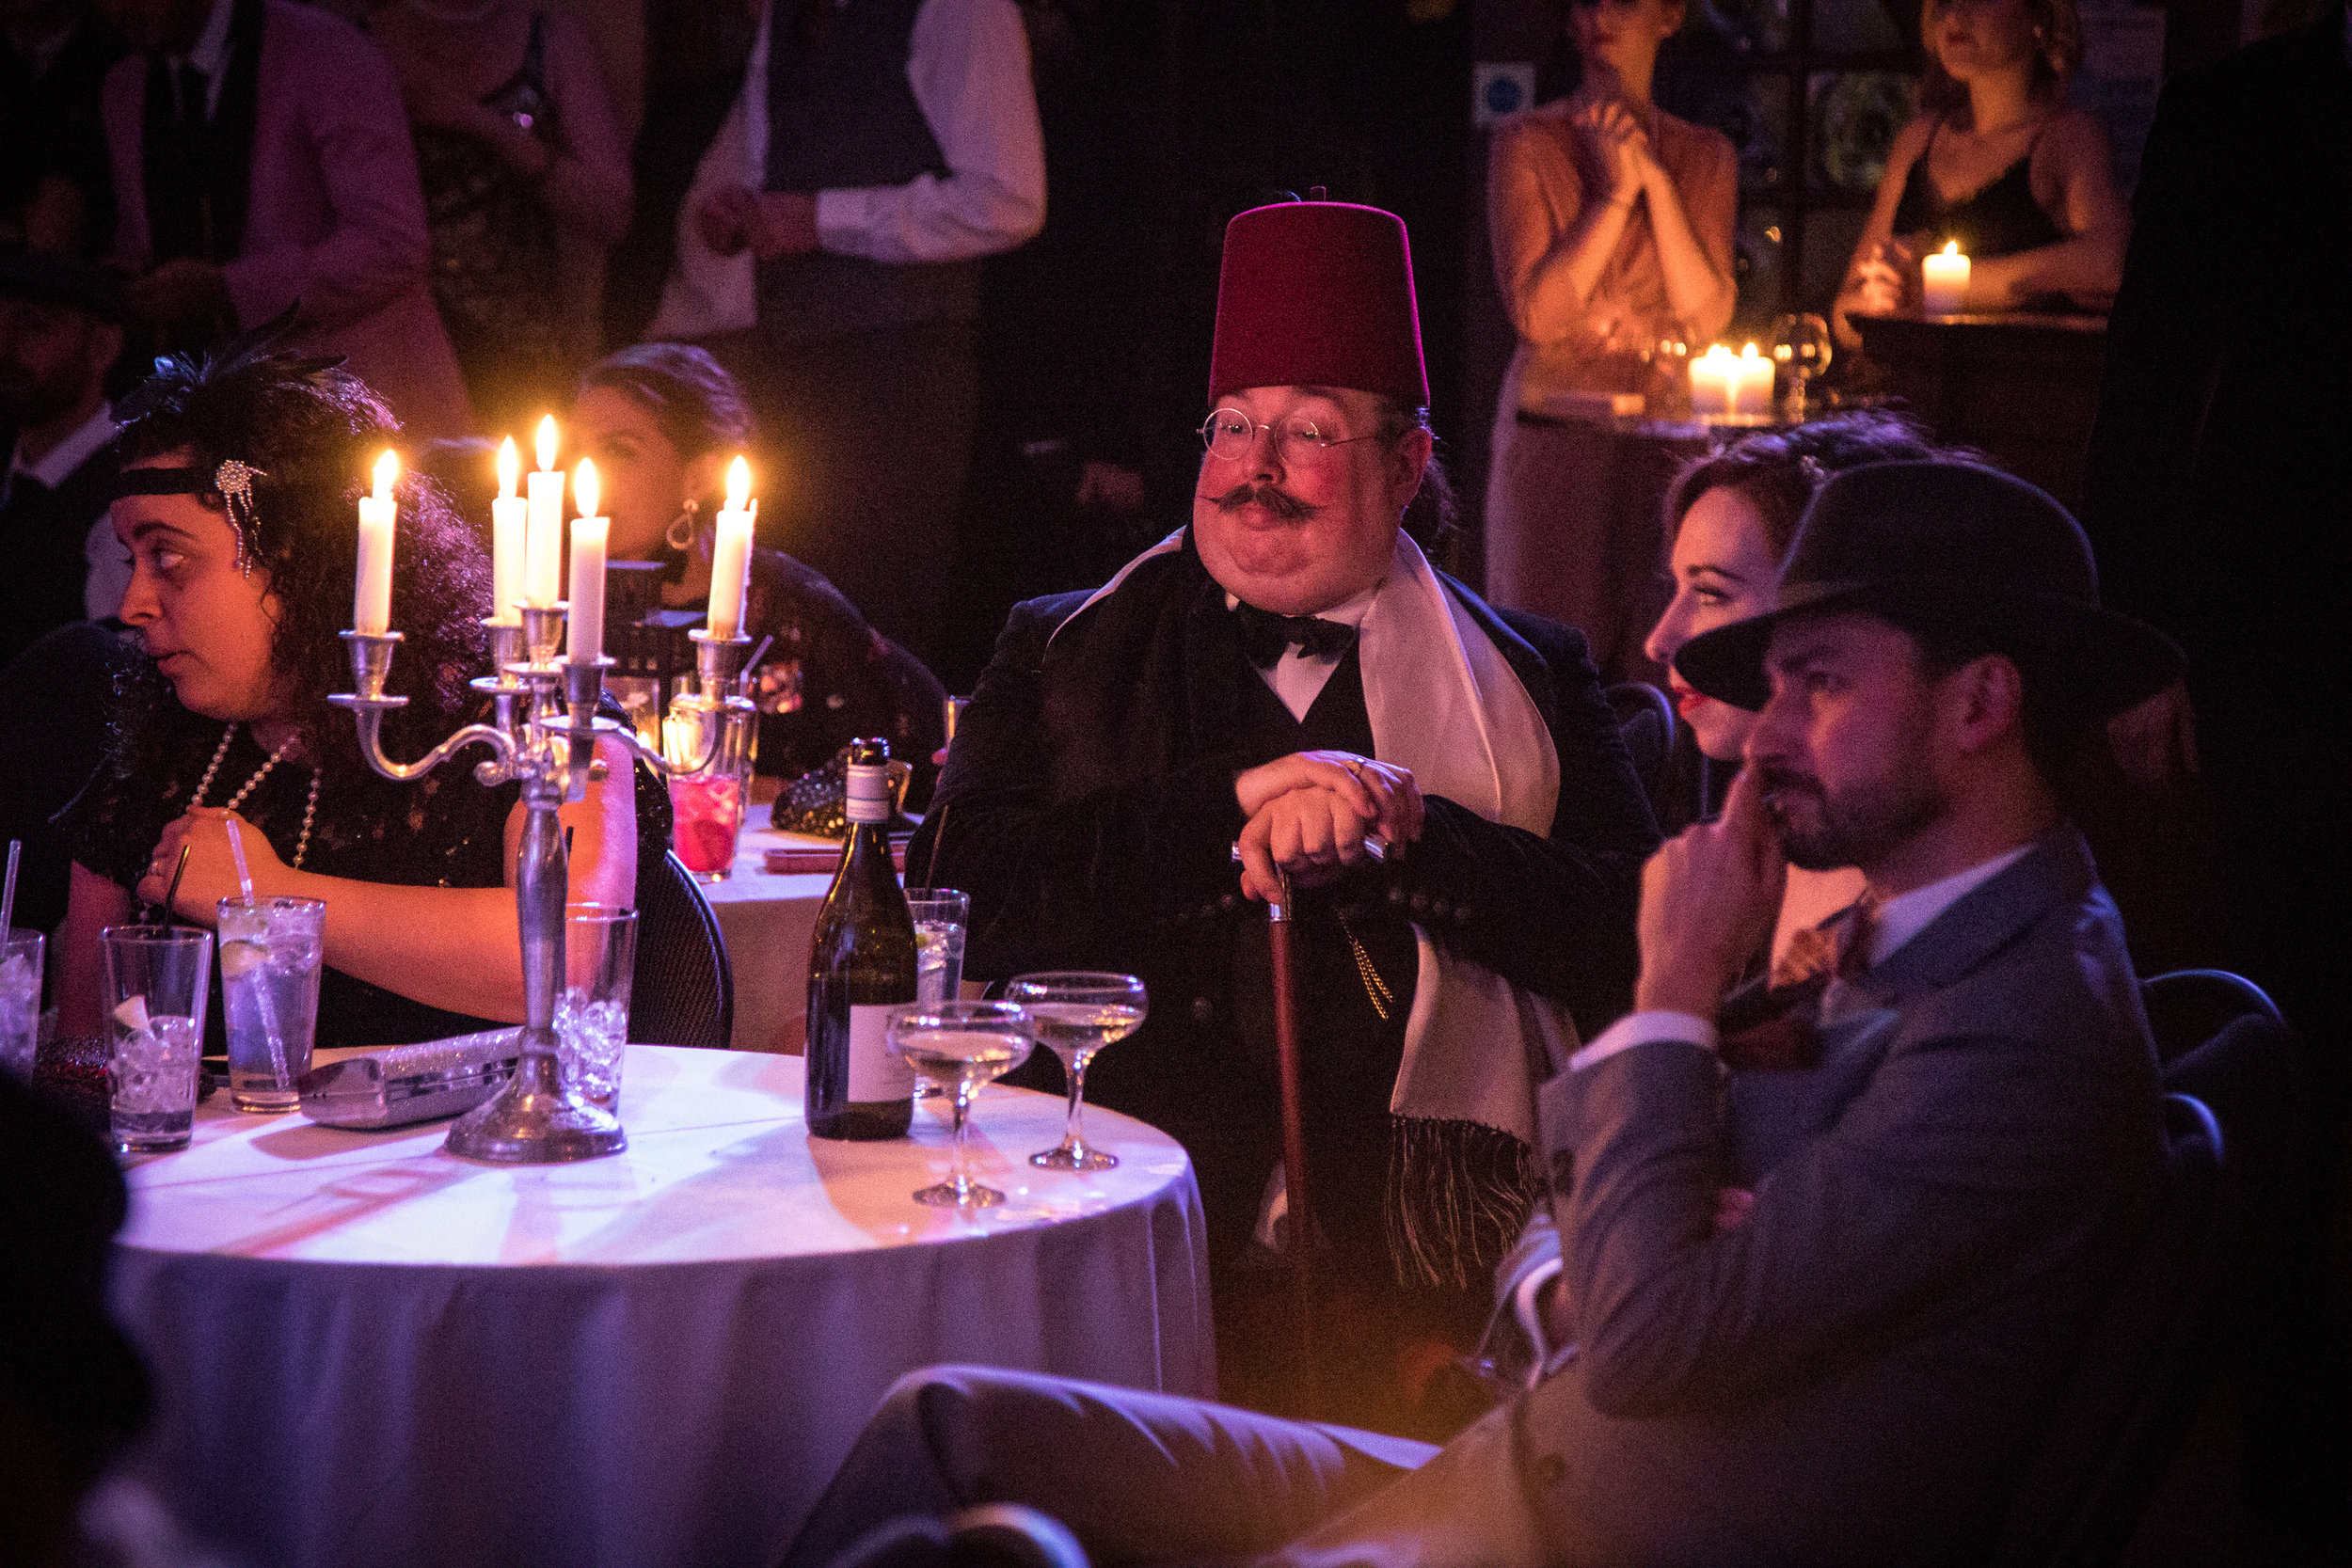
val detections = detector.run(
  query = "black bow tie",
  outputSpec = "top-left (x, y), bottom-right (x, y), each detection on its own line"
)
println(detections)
top-left (1230, 601), bottom-right (1358, 669)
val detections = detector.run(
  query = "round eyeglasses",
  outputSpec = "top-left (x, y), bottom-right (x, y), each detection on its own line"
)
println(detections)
top-left (1199, 407), bottom-right (1384, 470)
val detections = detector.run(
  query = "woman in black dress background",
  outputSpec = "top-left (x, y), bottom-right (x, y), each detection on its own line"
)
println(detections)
top-left (1833, 0), bottom-right (2127, 347)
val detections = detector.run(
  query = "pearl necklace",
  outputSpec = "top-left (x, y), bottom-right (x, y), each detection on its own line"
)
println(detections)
top-left (194, 723), bottom-right (321, 871)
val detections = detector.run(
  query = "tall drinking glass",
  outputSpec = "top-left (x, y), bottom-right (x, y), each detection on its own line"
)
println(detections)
top-left (888, 1000), bottom-right (1034, 1207)
top-left (557, 903), bottom-right (637, 1109)
top-left (101, 926), bottom-right (211, 1152)
top-left (0, 929), bottom-right (43, 1078)
top-left (1005, 972), bottom-right (1146, 1171)
top-left (216, 895), bottom-right (326, 1112)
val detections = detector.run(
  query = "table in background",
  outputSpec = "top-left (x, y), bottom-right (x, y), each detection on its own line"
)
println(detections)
top-left (1849, 310), bottom-right (2107, 508)
top-left (112, 1045), bottom-right (1214, 1568)
top-left (699, 826), bottom-right (835, 1053)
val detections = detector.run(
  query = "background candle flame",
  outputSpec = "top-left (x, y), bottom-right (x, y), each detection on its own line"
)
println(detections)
top-left (536, 415), bottom-right (558, 472)
top-left (575, 458), bottom-right (599, 521)
top-left (725, 455), bottom-right (750, 512)
top-left (373, 451), bottom-right (398, 503)
top-left (498, 436), bottom-right (518, 499)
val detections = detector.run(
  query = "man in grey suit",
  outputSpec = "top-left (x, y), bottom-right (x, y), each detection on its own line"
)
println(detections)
top-left (781, 462), bottom-right (2182, 1568)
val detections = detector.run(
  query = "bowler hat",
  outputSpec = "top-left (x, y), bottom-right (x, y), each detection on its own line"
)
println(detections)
top-left (1675, 460), bottom-right (2183, 716)
top-left (0, 249), bottom-right (129, 323)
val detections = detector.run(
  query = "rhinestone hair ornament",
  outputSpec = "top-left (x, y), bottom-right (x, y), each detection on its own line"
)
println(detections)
top-left (107, 304), bottom-right (350, 575)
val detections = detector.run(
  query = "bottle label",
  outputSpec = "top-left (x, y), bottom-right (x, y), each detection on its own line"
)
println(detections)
top-left (847, 1003), bottom-right (915, 1100)
top-left (845, 763), bottom-right (892, 825)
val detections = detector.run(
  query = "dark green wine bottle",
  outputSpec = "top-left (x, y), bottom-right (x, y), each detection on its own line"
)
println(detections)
top-left (805, 738), bottom-right (916, 1139)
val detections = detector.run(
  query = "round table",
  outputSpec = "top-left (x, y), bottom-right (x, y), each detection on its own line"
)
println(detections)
top-left (699, 827), bottom-right (834, 1053)
top-left (111, 1045), bottom-right (1214, 1568)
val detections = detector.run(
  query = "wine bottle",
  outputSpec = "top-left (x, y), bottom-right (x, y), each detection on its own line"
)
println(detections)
top-left (805, 737), bottom-right (916, 1139)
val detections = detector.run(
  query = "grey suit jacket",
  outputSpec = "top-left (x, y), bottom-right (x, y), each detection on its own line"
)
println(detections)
top-left (1276, 829), bottom-right (2164, 1568)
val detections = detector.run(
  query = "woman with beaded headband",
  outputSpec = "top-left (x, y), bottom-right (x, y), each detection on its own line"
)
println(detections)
top-left (56, 332), bottom-right (668, 1047)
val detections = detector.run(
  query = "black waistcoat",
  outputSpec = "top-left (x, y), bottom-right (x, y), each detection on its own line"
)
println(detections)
top-left (755, 0), bottom-right (978, 341)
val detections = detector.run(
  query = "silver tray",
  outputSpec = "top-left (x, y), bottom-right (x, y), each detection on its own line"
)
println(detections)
top-left (296, 1029), bottom-right (522, 1130)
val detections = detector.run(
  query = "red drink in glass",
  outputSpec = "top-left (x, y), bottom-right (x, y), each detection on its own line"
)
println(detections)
top-left (669, 773), bottom-right (745, 879)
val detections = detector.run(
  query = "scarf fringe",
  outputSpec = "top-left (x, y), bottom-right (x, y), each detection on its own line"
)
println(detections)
top-left (1386, 1116), bottom-right (1540, 1290)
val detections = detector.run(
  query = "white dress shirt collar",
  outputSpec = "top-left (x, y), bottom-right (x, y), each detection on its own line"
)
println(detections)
top-left (1225, 580), bottom-right (1380, 723)
top-left (1863, 842), bottom-right (2037, 969)
top-left (168, 0), bottom-right (235, 119)
top-left (11, 404), bottom-right (118, 488)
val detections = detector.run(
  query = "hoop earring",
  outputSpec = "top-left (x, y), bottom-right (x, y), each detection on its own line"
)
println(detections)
top-left (666, 499), bottom-right (699, 552)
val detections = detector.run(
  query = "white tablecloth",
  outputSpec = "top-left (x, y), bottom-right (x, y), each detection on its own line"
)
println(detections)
top-left (111, 1045), bottom-right (1214, 1568)
top-left (700, 828), bottom-right (834, 1053)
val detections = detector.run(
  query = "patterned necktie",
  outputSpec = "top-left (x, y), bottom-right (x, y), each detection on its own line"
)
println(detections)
top-left (1230, 600), bottom-right (1358, 670)
top-left (1723, 891), bottom-right (1882, 1071)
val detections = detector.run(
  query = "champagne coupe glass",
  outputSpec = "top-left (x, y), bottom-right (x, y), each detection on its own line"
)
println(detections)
top-left (1770, 312), bottom-right (1833, 420)
top-left (889, 1000), bottom-right (1035, 1207)
top-left (1006, 971), bottom-right (1147, 1171)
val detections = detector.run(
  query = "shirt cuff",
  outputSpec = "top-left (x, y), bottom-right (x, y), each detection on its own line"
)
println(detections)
top-left (813, 187), bottom-right (865, 249)
top-left (1566, 1010), bottom-right (1717, 1072)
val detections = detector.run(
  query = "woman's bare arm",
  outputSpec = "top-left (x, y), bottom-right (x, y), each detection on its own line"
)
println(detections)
top-left (1833, 115), bottom-right (1936, 347)
top-left (1491, 108), bottom-right (1638, 346)
top-left (135, 737), bottom-right (642, 1023)
top-left (1964, 112), bottom-right (2130, 309)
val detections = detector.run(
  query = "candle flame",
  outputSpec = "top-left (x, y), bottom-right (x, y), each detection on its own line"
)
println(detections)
top-left (373, 450), bottom-right (398, 503)
top-left (725, 455), bottom-right (750, 512)
top-left (1741, 342), bottom-right (1761, 360)
top-left (1699, 343), bottom-right (1735, 367)
top-left (497, 436), bottom-right (518, 498)
top-left (574, 458), bottom-right (598, 520)
top-left (535, 415), bottom-right (558, 472)
top-left (1941, 240), bottom-right (1961, 257)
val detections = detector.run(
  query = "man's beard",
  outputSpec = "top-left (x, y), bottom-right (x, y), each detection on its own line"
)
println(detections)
top-left (1756, 763), bottom-right (1946, 872)
top-left (1207, 479), bottom-right (1320, 521)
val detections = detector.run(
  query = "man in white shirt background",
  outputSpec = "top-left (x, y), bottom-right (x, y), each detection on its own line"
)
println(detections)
top-left (648, 0), bottom-right (1044, 666)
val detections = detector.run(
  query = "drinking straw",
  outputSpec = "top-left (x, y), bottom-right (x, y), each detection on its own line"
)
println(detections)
top-left (739, 634), bottom-right (773, 698)
top-left (224, 816), bottom-right (257, 906)
top-left (221, 818), bottom-right (287, 1082)
top-left (0, 839), bottom-right (19, 940)
top-left (157, 845), bottom-right (192, 927)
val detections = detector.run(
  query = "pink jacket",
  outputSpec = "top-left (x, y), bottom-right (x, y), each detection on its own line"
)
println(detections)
top-left (103, 2), bottom-right (475, 438)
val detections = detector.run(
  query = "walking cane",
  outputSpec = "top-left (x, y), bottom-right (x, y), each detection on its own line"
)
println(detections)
top-left (1234, 838), bottom-right (1386, 1419)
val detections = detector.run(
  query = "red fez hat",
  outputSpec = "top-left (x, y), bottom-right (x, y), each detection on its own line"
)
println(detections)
top-left (1208, 200), bottom-right (1428, 408)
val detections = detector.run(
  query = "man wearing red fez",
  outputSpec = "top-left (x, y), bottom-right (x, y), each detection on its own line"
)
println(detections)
top-left (800, 459), bottom-right (2182, 1568)
top-left (907, 199), bottom-right (1659, 1421)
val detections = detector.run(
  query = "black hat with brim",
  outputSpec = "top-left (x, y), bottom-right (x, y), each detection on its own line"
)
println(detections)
top-left (1675, 460), bottom-right (2184, 717)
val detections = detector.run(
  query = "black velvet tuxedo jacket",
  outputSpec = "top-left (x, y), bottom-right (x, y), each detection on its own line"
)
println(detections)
top-left (908, 533), bottom-right (1659, 1257)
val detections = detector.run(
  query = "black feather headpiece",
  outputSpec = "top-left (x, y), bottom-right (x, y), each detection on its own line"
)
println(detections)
top-left (110, 305), bottom-right (354, 575)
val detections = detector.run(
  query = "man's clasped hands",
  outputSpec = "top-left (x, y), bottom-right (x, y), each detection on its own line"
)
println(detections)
top-left (1232, 751), bottom-right (1422, 903)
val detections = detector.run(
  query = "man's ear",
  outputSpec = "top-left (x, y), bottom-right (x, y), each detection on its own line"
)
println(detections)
top-left (1945, 653), bottom-right (2026, 757)
top-left (1389, 426), bottom-right (1433, 514)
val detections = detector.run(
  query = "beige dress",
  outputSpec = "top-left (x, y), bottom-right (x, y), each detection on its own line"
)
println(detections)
top-left (1484, 100), bottom-right (1737, 680)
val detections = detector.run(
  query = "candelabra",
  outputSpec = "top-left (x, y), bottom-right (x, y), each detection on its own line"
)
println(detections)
top-left (331, 604), bottom-right (752, 1163)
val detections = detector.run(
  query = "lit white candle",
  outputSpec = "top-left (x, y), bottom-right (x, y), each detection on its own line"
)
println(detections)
top-left (1689, 344), bottom-right (1738, 417)
top-left (1921, 241), bottom-right (1970, 316)
top-left (568, 460), bottom-right (608, 664)
top-left (707, 455), bottom-right (755, 640)
top-left (490, 437), bottom-right (525, 624)
top-left (1730, 341), bottom-right (1772, 418)
top-left (525, 415), bottom-right (564, 607)
top-left (355, 450), bottom-right (398, 635)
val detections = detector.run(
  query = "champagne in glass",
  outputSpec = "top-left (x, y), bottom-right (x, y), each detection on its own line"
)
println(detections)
top-left (804, 739), bottom-right (916, 1140)
top-left (889, 1000), bottom-right (1035, 1207)
top-left (1006, 972), bottom-right (1146, 1171)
